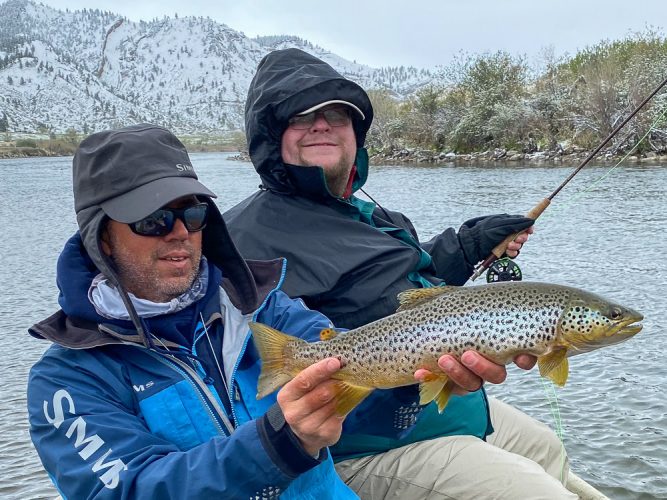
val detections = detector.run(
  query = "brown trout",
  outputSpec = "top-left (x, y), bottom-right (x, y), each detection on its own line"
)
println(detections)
top-left (250, 282), bottom-right (643, 415)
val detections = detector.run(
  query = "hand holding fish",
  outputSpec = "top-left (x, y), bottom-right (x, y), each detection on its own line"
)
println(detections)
top-left (415, 351), bottom-right (538, 394)
top-left (276, 357), bottom-right (346, 457)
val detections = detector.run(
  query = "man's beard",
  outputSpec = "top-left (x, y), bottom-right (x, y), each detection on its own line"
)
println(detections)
top-left (109, 240), bottom-right (202, 303)
top-left (323, 154), bottom-right (355, 197)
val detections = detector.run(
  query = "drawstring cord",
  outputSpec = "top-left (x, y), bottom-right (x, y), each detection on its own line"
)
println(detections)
top-left (200, 312), bottom-right (231, 398)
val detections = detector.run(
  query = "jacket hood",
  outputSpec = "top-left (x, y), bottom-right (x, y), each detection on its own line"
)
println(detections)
top-left (245, 48), bottom-right (374, 196)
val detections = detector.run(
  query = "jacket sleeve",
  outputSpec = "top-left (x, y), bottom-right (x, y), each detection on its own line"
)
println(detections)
top-left (376, 208), bottom-right (473, 286)
top-left (420, 227), bottom-right (474, 286)
top-left (27, 345), bottom-right (317, 499)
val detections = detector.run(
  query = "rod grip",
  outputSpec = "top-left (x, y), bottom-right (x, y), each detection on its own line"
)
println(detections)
top-left (470, 198), bottom-right (551, 281)
top-left (489, 198), bottom-right (551, 258)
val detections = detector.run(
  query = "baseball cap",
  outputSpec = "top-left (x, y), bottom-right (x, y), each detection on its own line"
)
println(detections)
top-left (73, 123), bottom-right (216, 223)
top-left (296, 100), bottom-right (366, 120)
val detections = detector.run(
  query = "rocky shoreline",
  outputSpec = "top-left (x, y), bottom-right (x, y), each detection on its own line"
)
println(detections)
top-left (0, 147), bottom-right (64, 159)
top-left (369, 146), bottom-right (667, 165)
top-left (225, 147), bottom-right (667, 166)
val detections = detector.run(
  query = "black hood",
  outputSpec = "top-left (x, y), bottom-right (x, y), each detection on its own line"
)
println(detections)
top-left (245, 48), bottom-right (374, 195)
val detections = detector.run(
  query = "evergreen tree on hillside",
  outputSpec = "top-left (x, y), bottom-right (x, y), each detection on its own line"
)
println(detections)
top-left (0, 112), bottom-right (9, 132)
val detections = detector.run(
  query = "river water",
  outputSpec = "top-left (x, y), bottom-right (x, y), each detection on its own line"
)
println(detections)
top-left (1, 153), bottom-right (665, 499)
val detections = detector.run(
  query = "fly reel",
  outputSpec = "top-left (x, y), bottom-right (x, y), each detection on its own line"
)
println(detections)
top-left (486, 257), bottom-right (522, 282)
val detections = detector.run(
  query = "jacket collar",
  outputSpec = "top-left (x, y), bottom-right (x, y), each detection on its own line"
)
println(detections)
top-left (30, 257), bottom-right (287, 351)
top-left (268, 147), bottom-right (369, 201)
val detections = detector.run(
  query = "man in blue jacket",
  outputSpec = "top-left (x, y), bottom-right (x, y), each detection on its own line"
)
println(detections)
top-left (27, 124), bottom-right (369, 498)
top-left (225, 49), bottom-right (578, 498)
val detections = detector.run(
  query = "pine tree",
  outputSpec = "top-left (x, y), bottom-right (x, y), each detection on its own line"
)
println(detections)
top-left (0, 112), bottom-right (9, 133)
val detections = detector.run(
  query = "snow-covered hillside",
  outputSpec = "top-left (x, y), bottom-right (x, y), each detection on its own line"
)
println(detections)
top-left (0, 0), bottom-right (437, 134)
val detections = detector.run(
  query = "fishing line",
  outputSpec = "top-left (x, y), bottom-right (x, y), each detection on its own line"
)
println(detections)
top-left (540, 377), bottom-right (568, 483)
top-left (530, 103), bottom-right (667, 484)
top-left (536, 102), bottom-right (667, 221)
top-left (470, 73), bottom-right (667, 281)
top-left (200, 312), bottom-right (231, 398)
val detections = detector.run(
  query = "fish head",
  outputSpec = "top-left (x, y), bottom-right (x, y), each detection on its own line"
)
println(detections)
top-left (559, 290), bottom-right (643, 355)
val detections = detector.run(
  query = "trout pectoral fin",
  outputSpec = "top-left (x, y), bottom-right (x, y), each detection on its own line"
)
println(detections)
top-left (332, 381), bottom-right (373, 416)
top-left (319, 328), bottom-right (338, 341)
top-left (419, 373), bottom-right (449, 407)
top-left (397, 287), bottom-right (456, 312)
top-left (538, 349), bottom-right (569, 386)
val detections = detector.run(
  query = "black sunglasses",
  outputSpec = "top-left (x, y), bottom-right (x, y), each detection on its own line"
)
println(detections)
top-left (128, 203), bottom-right (209, 237)
top-left (287, 107), bottom-right (352, 130)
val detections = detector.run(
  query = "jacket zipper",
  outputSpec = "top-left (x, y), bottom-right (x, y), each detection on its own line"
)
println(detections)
top-left (156, 352), bottom-right (235, 435)
top-left (99, 327), bottom-right (236, 436)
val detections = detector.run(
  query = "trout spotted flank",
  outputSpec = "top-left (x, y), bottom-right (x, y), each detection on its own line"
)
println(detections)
top-left (250, 282), bottom-right (642, 415)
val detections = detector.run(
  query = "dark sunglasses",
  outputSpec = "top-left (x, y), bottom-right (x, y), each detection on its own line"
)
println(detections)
top-left (128, 203), bottom-right (209, 237)
top-left (287, 107), bottom-right (352, 130)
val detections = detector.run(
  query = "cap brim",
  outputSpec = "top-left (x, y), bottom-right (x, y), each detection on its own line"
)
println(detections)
top-left (296, 100), bottom-right (365, 120)
top-left (100, 177), bottom-right (217, 223)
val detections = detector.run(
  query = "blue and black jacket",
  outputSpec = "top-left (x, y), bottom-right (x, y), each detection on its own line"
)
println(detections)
top-left (29, 233), bottom-right (485, 498)
top-left (28, 234), bottom-right (363, 499)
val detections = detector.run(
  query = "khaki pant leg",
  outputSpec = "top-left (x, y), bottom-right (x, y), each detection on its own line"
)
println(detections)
top-left (335, 435), bottom-right (578, 500)
top-left (486, 397), bottom-right (569, 484)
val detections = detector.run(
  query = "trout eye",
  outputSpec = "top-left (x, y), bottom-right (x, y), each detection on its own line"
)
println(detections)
top-left (610, 307), bottom-right (623, 320)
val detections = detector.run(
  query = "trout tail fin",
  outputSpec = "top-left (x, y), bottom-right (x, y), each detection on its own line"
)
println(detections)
top-left (249, 321), bottom-right (303, 399)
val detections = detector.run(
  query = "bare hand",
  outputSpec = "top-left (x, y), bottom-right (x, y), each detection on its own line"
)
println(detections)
top-left (506, 226), bottom-right (534, 258)
top-left (513, 353), bottom-right (537, 370)
top-left (277, 358), bottom-right (345, 457)
top-left (414, 351), bottom-right (538, 395)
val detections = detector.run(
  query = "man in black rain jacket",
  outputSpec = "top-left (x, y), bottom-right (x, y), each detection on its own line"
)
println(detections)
top-left (225, 48), bottom-right (577, 499)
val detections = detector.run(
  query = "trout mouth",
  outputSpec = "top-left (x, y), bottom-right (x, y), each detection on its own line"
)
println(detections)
top-left (615, 313), bottom-right (643, 337)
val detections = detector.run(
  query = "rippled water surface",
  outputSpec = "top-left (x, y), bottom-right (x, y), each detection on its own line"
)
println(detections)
top-left (1, 154), bottom-right (665, 499)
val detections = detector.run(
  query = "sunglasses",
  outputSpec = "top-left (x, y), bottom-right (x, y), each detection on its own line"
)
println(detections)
top-left (128, 203), bottom-right (209, 237)
top-left (287, 107), bottom-right (352, 130)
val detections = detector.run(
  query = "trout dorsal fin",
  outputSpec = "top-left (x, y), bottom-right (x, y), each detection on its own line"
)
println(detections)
top-left (397, 286), bottom-right (457, 312)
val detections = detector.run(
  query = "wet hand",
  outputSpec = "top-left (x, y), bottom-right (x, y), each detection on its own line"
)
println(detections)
top-left (277, 357), bottom-right (345, 457)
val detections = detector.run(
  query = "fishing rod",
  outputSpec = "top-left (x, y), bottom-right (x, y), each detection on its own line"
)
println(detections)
top-left (470, 73), bottom-right (667, 282)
